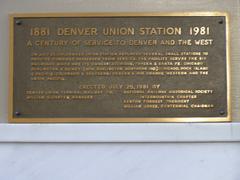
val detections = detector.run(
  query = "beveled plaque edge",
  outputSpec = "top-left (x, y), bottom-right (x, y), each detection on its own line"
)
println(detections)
top-left (8, 12), bottom-right (231, 123)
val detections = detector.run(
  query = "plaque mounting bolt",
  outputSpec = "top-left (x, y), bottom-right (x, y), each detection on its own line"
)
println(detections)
top-left (16, 20), bottom-right (22, 25)
top-left (218, 20), bottom-right (224, 24)
top-left (219, 110), bottom-right (225, 115)
top-left (15, 111), bottom-right (21, 116)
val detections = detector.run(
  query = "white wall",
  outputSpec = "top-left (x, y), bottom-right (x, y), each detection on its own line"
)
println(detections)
top-left (0, 142), bottom-right (240, 180)
top-left (0, 0), bottom-right (240, 180)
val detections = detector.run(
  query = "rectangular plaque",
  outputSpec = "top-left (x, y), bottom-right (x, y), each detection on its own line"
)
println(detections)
top-left (9, 12), bottom-right (230, 122)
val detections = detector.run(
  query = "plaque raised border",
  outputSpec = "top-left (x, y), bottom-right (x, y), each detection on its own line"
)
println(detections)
top-left (8, 12), bottom-right (231, 123)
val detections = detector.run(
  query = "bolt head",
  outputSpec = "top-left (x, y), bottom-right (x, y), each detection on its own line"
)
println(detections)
top-left (15, 111), bottom-right (21, 116)
top-left (16, 20), bottom-right (22, 25)
top-left (219, 110), bottom-right (225, 115)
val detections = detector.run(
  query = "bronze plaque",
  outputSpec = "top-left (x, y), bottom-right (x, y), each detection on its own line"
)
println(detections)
top-left (9, 12), bottom-right (230, 122)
